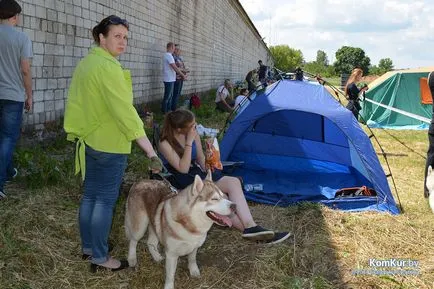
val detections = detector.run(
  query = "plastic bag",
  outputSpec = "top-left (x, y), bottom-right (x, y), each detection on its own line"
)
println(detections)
top-left (205, 137), bottom-right (223, 171)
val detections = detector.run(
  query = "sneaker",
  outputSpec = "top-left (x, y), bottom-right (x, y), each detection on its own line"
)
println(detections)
top-left (6, 167), bottom-right (18, 183)
top-left (0, 190), bottom-right (6, 200)
top-left (263, 232), bottom-right (292, 245)
top-left (242, 225), bottom-right (275, 241)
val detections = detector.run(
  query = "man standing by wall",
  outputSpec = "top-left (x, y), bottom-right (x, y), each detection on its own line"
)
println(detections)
top-left (172, 44), bottom-right (189, 111)
top-left (162, 42), bottom-right (186, 114)
top-left (0, 0), bottom-right (33, 199)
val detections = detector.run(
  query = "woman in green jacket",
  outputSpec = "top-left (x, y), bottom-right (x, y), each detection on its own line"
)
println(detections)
top-left (64, 15), bottom-right (162, 272)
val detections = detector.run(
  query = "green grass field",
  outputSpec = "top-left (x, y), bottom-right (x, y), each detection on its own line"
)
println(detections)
top-left (0, 90), bottom-right (433, 289)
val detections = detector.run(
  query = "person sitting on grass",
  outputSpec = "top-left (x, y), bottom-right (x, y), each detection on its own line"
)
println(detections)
top-left (215, 79), bottom-right (235, 113)
top-left (234, 88), bottom-right (249, 108)
top-left (158, 109), bottom-right (292, 244)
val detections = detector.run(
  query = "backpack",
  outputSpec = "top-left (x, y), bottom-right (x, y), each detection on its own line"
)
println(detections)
top-left (190, 93), bottom-right (201, 109)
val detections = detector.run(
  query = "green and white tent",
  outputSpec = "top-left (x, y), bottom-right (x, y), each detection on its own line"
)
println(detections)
top-left (361, 67), bottom-right (434, 129)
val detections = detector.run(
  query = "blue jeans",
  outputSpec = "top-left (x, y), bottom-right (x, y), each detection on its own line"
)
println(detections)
top-left (0, 100), bottom-right (24, 191)
top-left (172, 80), bottom-right (184, 111)
top-left (79, 145), bottom-right (128, 264)
top-left (162, 81), bottom-right (175, 113)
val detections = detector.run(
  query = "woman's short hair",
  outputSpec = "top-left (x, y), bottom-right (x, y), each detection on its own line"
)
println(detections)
top-left (0, 0), bottom-right (22, 20)
top-left (92, 15), bottom-right (129, 44)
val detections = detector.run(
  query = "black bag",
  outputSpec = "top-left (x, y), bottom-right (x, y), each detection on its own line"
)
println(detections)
top-left (335, 186), bottom-right (377, 198)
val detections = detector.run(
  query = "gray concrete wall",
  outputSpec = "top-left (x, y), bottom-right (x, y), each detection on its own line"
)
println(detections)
top-left (15, 0), bottom-right (271, 128)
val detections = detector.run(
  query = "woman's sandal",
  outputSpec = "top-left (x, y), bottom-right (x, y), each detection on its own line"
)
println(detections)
top-left (90, 259), bottom-right (129, 273)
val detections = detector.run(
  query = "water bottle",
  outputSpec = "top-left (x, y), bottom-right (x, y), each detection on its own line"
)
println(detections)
top-left (244, 183), bottom-right (263, 192)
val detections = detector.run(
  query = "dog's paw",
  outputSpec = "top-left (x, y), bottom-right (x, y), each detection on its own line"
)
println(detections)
top-left (128, 258), bottom-right (137, 267)
top-left (150, 252), bottom-right (164, 262)
top-left (189, 264), bottom-right (201, 278)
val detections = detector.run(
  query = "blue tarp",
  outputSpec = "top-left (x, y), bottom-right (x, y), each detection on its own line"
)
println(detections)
top-left (220, 80), bottom-right (399, 214)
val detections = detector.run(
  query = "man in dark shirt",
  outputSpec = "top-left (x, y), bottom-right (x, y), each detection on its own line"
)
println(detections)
top-left (258, 60), bottom-right (267, 84)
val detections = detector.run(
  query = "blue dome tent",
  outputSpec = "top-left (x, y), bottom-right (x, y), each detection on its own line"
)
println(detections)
top-left (220, 80), bottom-right (400, 214)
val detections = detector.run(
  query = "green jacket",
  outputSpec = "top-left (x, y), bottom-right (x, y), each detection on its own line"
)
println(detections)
top-left (64, 47), bottom-right (145, 179)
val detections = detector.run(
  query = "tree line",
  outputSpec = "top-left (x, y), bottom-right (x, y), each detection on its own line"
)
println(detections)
top-left (269, 45), bottom-right (394, 77)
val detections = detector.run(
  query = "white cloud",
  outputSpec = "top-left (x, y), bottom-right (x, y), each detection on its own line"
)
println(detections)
top-left (240, 0), bottom-right (434, 68)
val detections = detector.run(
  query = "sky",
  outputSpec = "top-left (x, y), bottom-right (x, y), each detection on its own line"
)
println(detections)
top-left (239, 0), bottom-right (434, 69)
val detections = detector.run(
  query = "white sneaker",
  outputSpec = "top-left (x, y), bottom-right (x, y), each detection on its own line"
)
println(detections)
top-left (0, 190), bottom-right (6, 199)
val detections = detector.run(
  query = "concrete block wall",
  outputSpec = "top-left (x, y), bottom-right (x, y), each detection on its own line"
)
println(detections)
top-left (15, 0), bottom-right (271, 129)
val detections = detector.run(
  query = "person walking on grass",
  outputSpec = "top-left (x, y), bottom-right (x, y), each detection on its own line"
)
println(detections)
top-left (0, 0), bottom-right (32, 200)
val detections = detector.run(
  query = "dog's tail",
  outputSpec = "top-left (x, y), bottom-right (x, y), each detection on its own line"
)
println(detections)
top-left (125, 200), bottom-right (133, 239)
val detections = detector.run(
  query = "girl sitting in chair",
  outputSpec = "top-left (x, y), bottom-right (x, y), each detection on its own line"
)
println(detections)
top-left (158, 109), bottom-right (291, 244)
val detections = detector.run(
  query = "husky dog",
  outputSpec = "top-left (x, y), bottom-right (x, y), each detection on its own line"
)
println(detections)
top-left (125, 172), bottom-right (235, 289)
top-left (425, 165), bottom-right (434, 213)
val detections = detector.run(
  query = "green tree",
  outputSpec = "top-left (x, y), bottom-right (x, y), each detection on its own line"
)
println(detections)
top-left (316, 50), bottom-right (328, 66)
top-left (303, 61), bottom-right (324, 75)
top-left (369, 65), bottom-right (382, 75)
top-left (378, 58), bottom-right (394, 73)
top-left (368, 58), bottom-right (394, 75)
top-left (303, 50), bottom-right (336, 78)
top-left (270, 45), bottom-right (304, 72)
top-left (333, 46), bottom-right (371, 75)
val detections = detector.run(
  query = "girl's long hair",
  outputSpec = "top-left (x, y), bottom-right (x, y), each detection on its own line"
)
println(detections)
top-left (345, 68), bottom-right (363, 96)
top-left (160, 109), bottom-right (195, 157)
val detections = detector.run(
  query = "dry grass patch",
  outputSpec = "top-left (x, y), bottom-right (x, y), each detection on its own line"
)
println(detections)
top-left (1, 115), bottom-right (434, 288)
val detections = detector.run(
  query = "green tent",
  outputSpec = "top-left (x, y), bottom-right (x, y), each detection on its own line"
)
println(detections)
top-left (361, 67), bottom-right (433, 129)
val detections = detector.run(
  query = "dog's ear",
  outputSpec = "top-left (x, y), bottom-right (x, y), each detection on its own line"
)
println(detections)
top-left (191, 174), bottom-right (204, 197)
top-left (205, 169), bottom-right (212, 181)
top-left (429, 165), bottom-right (433, 176)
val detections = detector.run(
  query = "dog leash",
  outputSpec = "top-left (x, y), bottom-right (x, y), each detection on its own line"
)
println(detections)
top-left (150, 170), bottom-right (179, 201)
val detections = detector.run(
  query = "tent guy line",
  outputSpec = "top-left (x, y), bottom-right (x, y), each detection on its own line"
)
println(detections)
top-left (364, 98), bottom-right (430, 124)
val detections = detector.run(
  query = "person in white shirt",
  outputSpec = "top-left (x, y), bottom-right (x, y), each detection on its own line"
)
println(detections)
top-left (162, 42), bottom-right (186, 113)
top-left (234, 88), bottom-right (249, 108)
top-left (215, 79), bottom-right (235, 112)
